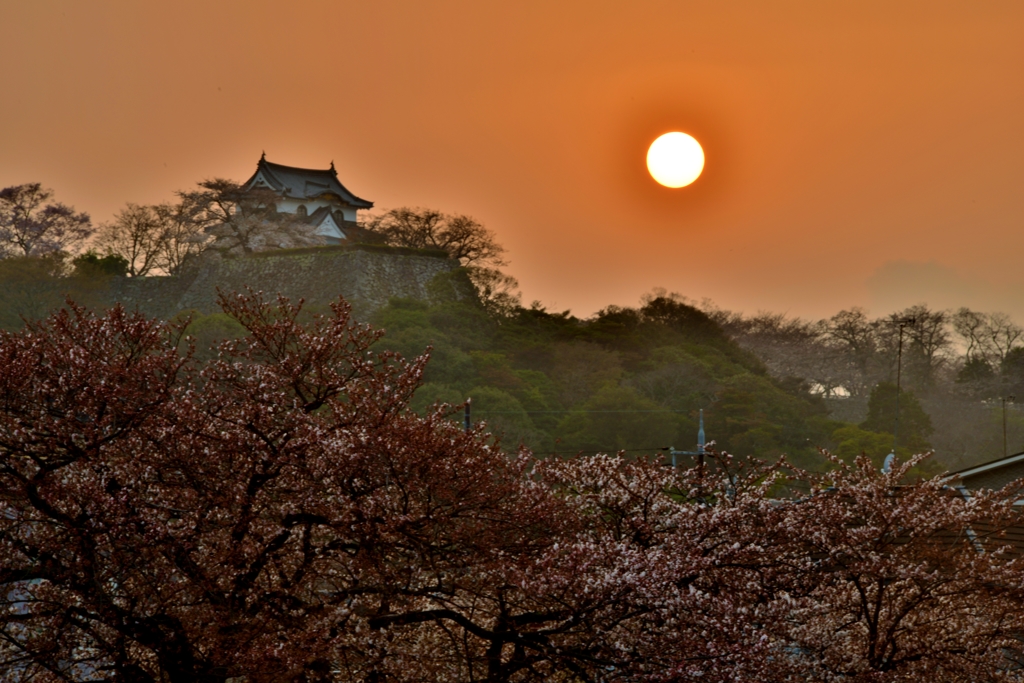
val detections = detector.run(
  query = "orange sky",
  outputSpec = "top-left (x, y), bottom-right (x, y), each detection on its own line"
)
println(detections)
top-left (2, 0), bottom-right (1023, 320)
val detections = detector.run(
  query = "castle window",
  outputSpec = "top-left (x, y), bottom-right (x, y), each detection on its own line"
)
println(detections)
top-left (296, 204), bottom-right (308, 218)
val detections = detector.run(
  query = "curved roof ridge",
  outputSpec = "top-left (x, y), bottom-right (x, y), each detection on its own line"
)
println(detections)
top-left (262, 159), bottom-right (335, 175)
top-left (242, 156), bottom-right (373, 208)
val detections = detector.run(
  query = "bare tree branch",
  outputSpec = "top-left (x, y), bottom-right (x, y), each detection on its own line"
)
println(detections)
top-left (0, 183), bottom-right (93, 257)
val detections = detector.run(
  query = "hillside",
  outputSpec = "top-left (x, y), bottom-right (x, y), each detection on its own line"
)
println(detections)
top-left (0, 251), bottom-right (941, 473)
top-left (368, 292), bottom-right (841, 470)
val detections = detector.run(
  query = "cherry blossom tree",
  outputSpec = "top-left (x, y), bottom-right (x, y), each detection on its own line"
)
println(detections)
top-left (0, 292), bottom-right (428, 681)
top-left (770, 452), bottom-right (1024, 682)
top-left (181, 179), bottom-right (322, 255)
top-left (0, 293), bottom-right (621, 682)
top-left (2, 292), bottom-right (1024, 682)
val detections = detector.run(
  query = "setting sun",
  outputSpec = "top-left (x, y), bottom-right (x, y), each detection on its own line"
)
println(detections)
top-left (646, 132), bottom-right (705, 188)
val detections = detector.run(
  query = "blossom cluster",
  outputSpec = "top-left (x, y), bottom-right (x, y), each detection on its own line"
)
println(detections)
top-left (2, 294), bottom-right (1023, 682)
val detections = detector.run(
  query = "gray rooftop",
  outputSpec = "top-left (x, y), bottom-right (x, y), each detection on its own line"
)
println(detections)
top-left (949, 451), bottom-right (1024, 491)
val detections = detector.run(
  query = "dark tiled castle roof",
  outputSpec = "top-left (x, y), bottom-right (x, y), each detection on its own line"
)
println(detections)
top-left (243, 155), bottom-right (373, 208)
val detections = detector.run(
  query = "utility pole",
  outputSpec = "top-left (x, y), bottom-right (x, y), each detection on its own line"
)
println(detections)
top-left (669, 409), bottom-right (706, 469)
top-left (1003, 395), bottom-right (1015, 458)
top-left (890, 317), bottom-right (916, 458)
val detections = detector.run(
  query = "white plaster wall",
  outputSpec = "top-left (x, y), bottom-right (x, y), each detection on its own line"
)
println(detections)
top-left (276, 198), bottom-right (333, 214)
top-left (273, 199), bottom-right (360, 223)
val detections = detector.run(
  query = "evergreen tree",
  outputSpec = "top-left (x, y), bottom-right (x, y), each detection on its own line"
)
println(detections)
top-left (861, 381), bottom-right (933, 452)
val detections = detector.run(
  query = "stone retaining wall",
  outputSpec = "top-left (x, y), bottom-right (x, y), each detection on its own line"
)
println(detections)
top-left (108, 245), bottom-right (459, 319)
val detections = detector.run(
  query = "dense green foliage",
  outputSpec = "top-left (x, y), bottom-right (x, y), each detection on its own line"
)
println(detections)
top-left (0, 252), bottom-right (926, 471)
top-left (71, 250), bottom-right (130, 277)
top-left (861, 381), bottom-right (934, 454)
top-left (365, 293), bottom-right (843, 469)
top-left (0, 254), bottom-right (117, 330)
top-left (4, 183), bottom-right (1021, 471)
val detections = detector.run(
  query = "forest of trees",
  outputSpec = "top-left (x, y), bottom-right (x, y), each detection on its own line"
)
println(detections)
top-left (112, 277), bottom-right (1020, 475)
top-left (3, 179), bottom-right (1023, 471)
top-left (4, 293), bottom-right (1024, 682)
top-left (7, 180), bottom-right (1024, 680)
top-left (708, 302), bottom-right (1024, 468)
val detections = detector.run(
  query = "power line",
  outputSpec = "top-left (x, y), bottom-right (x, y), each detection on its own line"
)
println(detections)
top-left (541, 447), bottom-right (674, 455)
top-left (468, 409), bottom-right (688, 415)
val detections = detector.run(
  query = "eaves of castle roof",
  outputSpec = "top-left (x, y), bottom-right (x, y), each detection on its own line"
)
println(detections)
top-left (243, 155), bottom-right (373, 209)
